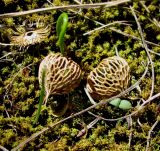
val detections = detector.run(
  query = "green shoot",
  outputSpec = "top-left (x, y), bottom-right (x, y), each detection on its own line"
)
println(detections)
top-left (56, 12), bottom-right (68, 55)
top-left (33, 68), bottom-right (46, 126)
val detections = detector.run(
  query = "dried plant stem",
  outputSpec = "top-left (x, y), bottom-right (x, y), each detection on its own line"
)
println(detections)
top-left (77, 117), bottom-right (100, 137)
top-left (145, 120), bottom-right (159, 151)
top-left (11, 61), bottom-right (149, 151)
top-left (109, 27), bottom-right (160, 47)
top-left (127, 116), bottom-right (133, 149)
top-left (130, 6), bottom-right (154, 98)
top-left (0, 145), bottom-right (9, 151)
top-left (83, 21), bottom-right (130, 36)
top-left (0, 42), bottom-right (17, 46)
top-left (147, 48), bottom-right (160, 56)
top-left (0, 0), bottom-right (131, 18)
top-left (84, 87), bottom-right (97, 105)
top-left (137, 118), bottom-right (143, 128)
top-left (0, 52), bottom-right (22, 60)
top-left (140, 1), bottom-right (160, 28)
top-left (82, 21), bottom-right (160, 47)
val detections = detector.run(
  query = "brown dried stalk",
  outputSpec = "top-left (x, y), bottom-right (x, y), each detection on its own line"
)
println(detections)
top-left (0, 0), bottom-right (131, 18)
top-left (146, 120), bottom-right (159, 151)
top-left (130, 6), bottom-right (155, 98)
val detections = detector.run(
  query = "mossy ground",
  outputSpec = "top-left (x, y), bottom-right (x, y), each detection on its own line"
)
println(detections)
top-left (0, 0), bottom-right (160, 150)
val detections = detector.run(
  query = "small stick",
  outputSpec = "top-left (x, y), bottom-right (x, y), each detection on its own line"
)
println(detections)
top-left (137, 118), bottom-right (143, 128)
top-left (83, 21), bottom-right (131, 36)
top-left (147, 48), bottom-right (160, 56)
top-left (0, 52), bottom-right (22, 60)
top-left (127, 116), bottom-right (133, 149)
top-left (0, 0), bottom-right (131, 18)
top-left (145, 120), bottom-right (159, 151)
top-left (0, 42), bottom-right (18, 46)
top-left (0, 145), bottom-right (9, 151)
top-left (77, 117), bottom-right (100, 137)
top-left (109, 27), bottom-right (160, 47)
top-left (140, 1), bottom-right (160, 28)
top-left (84, 87), bottom-right (97, 105)
top-left (130, 6), bottom-right (155, 98)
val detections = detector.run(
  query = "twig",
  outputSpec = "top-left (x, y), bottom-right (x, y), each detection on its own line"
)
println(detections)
top-left (77, 117), bottom-right (100, 137)
top-left (11, 60), bottom-right (149, 151)
top-left (140, 43), bottom-right (160, 56)
top-left (0, 52), bottom-right (22, 60)
top-left (148, 48), bottom-right (160, 56)
top-left (74, 0), bottom-right (83, 5)
top-left (137, 118), bottom-right (143, 128)
top-left (83, 21), bottom-right (131, 36)
top-left (109, 27), bottom-right (160, 47)
top-left (84, 87), bottom-right (97, 105)
top-left (0, 0), bottom-right (131, 18)
top-left (130, 6), bottom-right (155, 98)
top-left (0, 59), bottom-right (14, 62)
top-left (0, 145), bottom-right (9, 151)
top-left (127, 116), bottom-right (133, 149)
top-left (0, 42), bottom-right (17, 46)
top-left (46, 0), bottom-right (53, 5)
top-left (140, 1), bottom-right (160, 28)
top-left (145, 120), bottom-right (159, 151)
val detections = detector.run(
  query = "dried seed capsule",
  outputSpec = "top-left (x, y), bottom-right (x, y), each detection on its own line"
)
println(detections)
top-left (9, 20), bottom-right (50, 47)
top-left (38, 53), bottom-right (82, 98)
top-left (86, 56), bottom-right (130, 100)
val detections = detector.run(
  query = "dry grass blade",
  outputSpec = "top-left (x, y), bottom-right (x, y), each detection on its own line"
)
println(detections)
top-left (0, 0), bottom-right (131, 18)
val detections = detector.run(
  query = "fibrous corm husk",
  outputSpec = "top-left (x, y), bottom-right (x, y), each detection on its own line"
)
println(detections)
top-left (38, 53), bottom-right (82, 98)
top-left (86, 56), bottom-right (130, 100)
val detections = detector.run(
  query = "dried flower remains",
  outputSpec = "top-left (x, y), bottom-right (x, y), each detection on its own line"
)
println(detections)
top-left (9, 19), bottom-right (50, 47)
